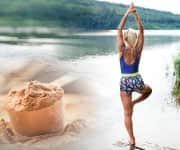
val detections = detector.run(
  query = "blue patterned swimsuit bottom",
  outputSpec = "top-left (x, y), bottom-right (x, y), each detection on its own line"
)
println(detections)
top-left (120, 74), bottom-right (145, 95)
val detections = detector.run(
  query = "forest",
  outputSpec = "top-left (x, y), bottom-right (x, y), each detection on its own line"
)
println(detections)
top-left (0, 0), bottom-right (179, 29)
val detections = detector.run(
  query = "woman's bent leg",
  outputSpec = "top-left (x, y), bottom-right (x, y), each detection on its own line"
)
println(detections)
top-left (133, 84), bottom-right (152, 106)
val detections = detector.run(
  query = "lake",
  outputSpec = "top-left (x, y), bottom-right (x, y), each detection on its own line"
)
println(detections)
top-left (0, 28), bottom-right (180, 150)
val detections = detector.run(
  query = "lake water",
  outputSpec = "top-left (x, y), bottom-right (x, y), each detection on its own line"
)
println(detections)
top-left (0, 29), bottom-right (180, 150)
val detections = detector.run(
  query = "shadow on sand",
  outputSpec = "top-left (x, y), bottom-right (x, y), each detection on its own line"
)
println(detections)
top-left (129, 145), bottom-right (145, 150)
top-left (113, 140), bottom-right (177, 150)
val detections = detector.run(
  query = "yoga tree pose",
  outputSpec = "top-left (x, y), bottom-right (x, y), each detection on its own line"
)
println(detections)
top-left (117, 3), bottom-right (152, 146)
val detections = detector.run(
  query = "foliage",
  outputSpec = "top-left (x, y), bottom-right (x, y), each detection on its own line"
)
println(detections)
top-left (172, 54), bottom-right (180, 106)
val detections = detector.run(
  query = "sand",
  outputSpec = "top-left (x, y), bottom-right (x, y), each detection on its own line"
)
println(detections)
top-left (6, 81), bottom-right (64, 111)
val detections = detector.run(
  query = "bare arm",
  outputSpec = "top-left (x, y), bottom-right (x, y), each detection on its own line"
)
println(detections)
top-left (117, 11), bottom-right (129, 57)
top-left (117, 3), bottom-right (136, 57)
top-left (133, 11), bottom-right (144, 55)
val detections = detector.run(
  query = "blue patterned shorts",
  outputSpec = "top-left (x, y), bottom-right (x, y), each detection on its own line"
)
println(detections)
top-left (120, 75), bottom-right (145, 95)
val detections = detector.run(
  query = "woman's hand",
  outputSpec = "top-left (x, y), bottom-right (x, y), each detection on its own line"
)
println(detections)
top-left (126, 2), bottom-right (136, 15)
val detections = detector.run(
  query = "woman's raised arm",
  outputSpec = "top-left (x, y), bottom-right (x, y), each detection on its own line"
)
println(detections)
top-left (133, 10), bottom-right (144, 54)
top-left (117, 3), bottom-right (136, 56)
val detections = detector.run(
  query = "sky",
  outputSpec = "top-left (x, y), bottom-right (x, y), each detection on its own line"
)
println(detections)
top-left (97, 0), bottom-right (180, 14)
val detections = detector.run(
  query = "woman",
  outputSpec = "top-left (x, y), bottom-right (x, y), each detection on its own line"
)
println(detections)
top-left (117, 3), bottom-right (152, 146)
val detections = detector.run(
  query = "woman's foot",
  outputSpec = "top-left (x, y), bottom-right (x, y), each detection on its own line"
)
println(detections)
top-left (130, 136), bottom-right (136, 145)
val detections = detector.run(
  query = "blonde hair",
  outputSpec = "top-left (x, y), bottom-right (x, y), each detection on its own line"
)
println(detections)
top-left (123, 28), bottom-right (137, 48)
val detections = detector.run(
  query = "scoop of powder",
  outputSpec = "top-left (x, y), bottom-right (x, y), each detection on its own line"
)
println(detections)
top-left (6, 81), bottom-right (64, 111)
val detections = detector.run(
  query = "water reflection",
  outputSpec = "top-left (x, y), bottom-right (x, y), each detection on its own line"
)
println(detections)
top-left (0, 29), bottom-right (180, 60)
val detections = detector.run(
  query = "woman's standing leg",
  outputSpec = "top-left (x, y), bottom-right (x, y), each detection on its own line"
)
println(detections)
top-left (120, 91), bottom-right (135, 145)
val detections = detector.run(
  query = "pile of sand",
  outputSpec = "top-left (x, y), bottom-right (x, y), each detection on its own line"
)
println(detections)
top-left (6, 81), bottom-right (64, 111)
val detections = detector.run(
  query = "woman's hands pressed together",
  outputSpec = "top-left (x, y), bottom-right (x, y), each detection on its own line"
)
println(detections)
top-left (126, 2), bottom-right (136, 15)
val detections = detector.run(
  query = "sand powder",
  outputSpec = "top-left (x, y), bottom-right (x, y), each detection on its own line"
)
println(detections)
top-left (6, 81), bottom-right (64, 111)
